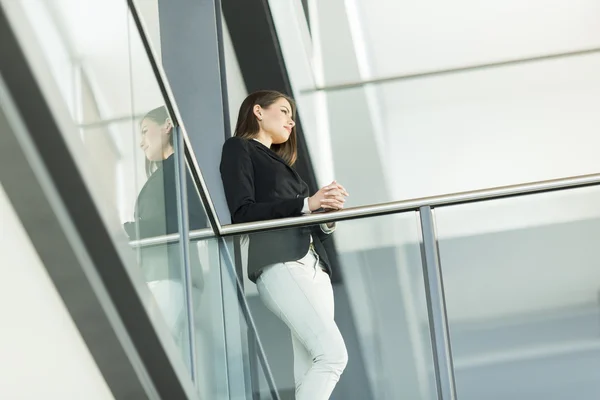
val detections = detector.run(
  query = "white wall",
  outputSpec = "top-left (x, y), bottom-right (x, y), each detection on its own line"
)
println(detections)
top-left (383, 53), bottom-right (600, 202)
top-left (0, 184), bottom-right (114, 400)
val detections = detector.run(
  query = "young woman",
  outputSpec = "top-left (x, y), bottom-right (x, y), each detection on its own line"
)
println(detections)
top-left (220, 90), bottom-right (350, 399)
top-left (124, 106), bottom-right (206, 340)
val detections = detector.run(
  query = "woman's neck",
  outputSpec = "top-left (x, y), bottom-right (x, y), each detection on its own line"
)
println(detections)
top-left (163, 147), bottom-right (174, 160)
top-left (253, 132), bottom-right (272, 148)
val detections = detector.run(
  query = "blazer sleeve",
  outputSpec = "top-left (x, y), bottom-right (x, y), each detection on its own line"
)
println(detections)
top-left (220, 138), bottom-right (304, 223)
top-left (312, 224), bottom-right (334, 244)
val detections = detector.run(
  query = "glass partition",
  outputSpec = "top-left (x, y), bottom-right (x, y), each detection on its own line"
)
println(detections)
top-left (187, 236), bottom-right (229, 399)
top-left (234, 215), bottom-right (437, 399)
top-left (434, 185), bottom-right (600, 399)
top-left (10, 0), bottom-right (212, 381)
top-left (291, 53), bottom-right (600, 208)
top-left (268, 0), bottom-right (600, 211)
top-left (7, 1), bottom-right (290, 398)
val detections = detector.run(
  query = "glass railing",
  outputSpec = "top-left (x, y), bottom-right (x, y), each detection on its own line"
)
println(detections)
top-left (266, 0), bottom-right (600, 213)
top-left (1, 0), bottom-right (279, 398)
top-left (6, 0), bottom-right (600, 399)
top-left (131, 231), bottom-right (282, 399)
top-left (434, 185), bottom-right (600, 400)
top-left (7, 0), bottom-right (201, 373)
top-left (217, 178), bottom-right (600, 400)
top-left (231, 218), bottom-right (438, 399)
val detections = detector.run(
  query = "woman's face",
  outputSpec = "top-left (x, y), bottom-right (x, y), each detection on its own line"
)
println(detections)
top-left (140, 118), bottom-right (171, 161)
top-left (256, 97), bottom-right (295, 144)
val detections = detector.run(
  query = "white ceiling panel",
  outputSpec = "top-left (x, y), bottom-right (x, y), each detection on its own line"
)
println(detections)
top-left (357, 0), bottom-right (600, 79)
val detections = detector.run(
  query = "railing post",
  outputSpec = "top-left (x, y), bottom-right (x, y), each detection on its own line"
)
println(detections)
top-left (173, 125), bottom-right (198, 381)
top-left (419, 206), bottom-right (457, 400)
top-left (219, 237), bottom-right (282, 400)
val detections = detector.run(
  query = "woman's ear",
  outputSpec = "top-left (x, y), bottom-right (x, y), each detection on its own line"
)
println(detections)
top-left (163, 117), bottom-right (174, 133)
top-left (253, 105), bottom-right (263, 121)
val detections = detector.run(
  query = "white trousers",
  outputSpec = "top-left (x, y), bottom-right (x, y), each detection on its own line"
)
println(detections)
top-left (257, 249), bottom-right (348, 400)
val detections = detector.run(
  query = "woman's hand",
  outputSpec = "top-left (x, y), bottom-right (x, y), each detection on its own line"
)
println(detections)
top-left (308, 181), bottom-right (349, 212)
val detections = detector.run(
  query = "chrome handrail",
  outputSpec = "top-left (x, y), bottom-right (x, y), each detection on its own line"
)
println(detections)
top-left (128, 228), bottom-right (215, 249)
top-left (130, 172), bottom-right (600, 248)
top-left (218, 172), bottom-right (600, 236)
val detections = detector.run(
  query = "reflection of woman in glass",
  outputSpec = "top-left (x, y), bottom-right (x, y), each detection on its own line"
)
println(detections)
top-left (124, 106), bottom-right (206, 340)
top-left (220, 91), bottom-right (349, 400)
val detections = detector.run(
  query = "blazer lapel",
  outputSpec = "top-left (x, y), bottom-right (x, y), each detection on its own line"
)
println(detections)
top-left (251, 140), bottom-right (302, 181)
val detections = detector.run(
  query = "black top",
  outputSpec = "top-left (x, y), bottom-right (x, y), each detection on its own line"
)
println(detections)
top-left (125, 154), bottom-right (208, 240)
top-left (220, 137), bottom-right (333, 282)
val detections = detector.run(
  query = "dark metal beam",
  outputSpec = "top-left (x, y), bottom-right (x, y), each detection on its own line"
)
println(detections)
top-left (155, 0), bottom-right (231, 227)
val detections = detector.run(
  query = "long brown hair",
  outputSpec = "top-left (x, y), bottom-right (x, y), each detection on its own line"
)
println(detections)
top-left (234, 90), bottom-right (298, 166)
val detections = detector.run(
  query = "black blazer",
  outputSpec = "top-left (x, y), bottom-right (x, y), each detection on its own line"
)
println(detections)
top-left (125, 154), bottom-right (208, 239)
top-left (220, 137), bottom-right (333, 282)
top-left (124, 154), bottom-right (208, 283)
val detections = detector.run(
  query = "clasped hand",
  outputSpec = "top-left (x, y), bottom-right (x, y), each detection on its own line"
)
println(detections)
top-left (308, 181), bottom-right (349, 212)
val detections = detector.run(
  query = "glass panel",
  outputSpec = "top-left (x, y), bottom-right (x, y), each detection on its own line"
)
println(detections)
top-left (232, 292), bottom-right (274, 400)
top-left (434, 186), bottom-right (600, 399)
top-left (235, 216), bottom-right (436, 399)
top-left (291, 51), bottom-right (600, 209)
top-left (128, 8), bottom-right (194, 373)
top-left (374, 54), bottom-right (600, 198)
top-left (270, 0), bottom-right (600, 212)
top-left (13, 0), bottom-right (213, 378)
top-left (190, 236), bottom-right (229, 398)
top-left (296, 88), bottom-right (391, 208)
top-left (214, 236), bottom-right (288, 399)
top-left (130, 0), bottom-right (163, 58)
top-left (254, 358), bottom-right (275, 399)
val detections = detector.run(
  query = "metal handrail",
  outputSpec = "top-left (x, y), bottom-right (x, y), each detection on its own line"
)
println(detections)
top-left (129, 172), bottom-right (600, 248)
top-left (128, 228), bottom-right (215, 249)
top-left (218, 172), bottom-right (600, 236)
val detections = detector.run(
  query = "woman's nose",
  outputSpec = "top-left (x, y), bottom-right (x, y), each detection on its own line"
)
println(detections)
top-left (139, 138), bottom-right (145, 148)
top-left (289, 120), bottom-right (295, 127)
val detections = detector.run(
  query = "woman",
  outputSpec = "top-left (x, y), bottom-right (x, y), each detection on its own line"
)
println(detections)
top-left (124, 106), bottom-right (206, 340)
top-left (220, 90), bottom-right (350, 399)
